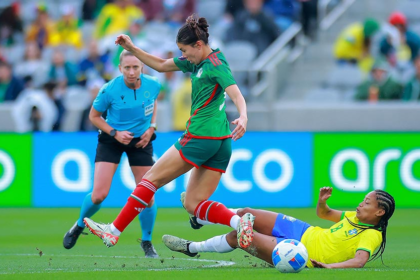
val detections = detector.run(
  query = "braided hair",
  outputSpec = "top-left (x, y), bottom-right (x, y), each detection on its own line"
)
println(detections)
top-left (176, 14), bottom-right (210, 46)
top-left (345, 190), bottom-right (395, 264)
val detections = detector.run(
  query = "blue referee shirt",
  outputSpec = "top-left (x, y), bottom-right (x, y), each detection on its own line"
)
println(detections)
top-left (93, 74), bottom-right (161, 137)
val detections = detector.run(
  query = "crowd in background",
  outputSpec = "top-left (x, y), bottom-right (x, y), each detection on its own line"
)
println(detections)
top-left (0, 0), bottom-right (318, 132)
top-left (333, 11), bottom-right (420, 102)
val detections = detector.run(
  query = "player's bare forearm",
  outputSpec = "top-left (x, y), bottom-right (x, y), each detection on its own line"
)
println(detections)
top-left (316, 201), bottom-right (331, 219)
top-left (313, 251), bottom-right (369, 269)
top-left (226, 85), bottom-right (247, 118)
top-left (316, 187), bottom-right (341, 222)
top-left (151, 100), bottom-right (157, 124)
top-left (130, 47), bottom-right (179, 72)
top-left (89, 107), bottom-right (114, 135)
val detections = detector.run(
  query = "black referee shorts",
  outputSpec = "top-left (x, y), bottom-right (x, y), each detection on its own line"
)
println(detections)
top-left (95, 131), bottom-right (155, 166)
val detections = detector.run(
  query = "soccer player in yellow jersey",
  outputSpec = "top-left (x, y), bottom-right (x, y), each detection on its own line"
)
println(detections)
top-left (163, 187), bottom-right (395, 269)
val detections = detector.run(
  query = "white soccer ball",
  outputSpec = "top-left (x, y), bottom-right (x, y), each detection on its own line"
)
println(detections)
top-left (272, 239), bottom-right (308, 273)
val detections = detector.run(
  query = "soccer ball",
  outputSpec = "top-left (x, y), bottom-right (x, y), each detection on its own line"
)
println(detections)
top-left (272, 239), bottom-right (308, 273)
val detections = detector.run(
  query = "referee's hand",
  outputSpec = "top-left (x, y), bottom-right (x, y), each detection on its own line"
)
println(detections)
top-left (136, 127), bottom-right (154, 148)
top-left (115, 131), bottom-right (134, 145)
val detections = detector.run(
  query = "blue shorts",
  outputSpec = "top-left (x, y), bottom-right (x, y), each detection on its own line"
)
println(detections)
top-left (272, 213), bottom-right (311, 244)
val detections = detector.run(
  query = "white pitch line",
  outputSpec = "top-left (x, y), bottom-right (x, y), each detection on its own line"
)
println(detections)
top-left (0, 253), bottom-right (236, 275)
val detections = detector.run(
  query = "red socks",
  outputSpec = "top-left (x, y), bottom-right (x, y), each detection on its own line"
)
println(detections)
top-left (113, 179), bottom-right (157, 232)
top-left (194, 200), bottom-right (235, 227)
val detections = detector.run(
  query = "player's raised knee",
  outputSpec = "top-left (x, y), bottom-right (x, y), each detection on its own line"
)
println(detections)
top-left (237, 207), bottom-right (253, 217)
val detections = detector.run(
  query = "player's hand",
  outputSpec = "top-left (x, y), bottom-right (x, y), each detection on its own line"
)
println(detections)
top-left (231, 115), bottom-right (247, 141)
top-left (115, 131), bottom-right (134, 145)
top-left (310, 259), bottom-right (332, 269)
top-left (319, 187), bottom-right (333, 203)
top-left (136, 128), bottom-right (154, 148)
top-left (115, 34), bottom-right (135, 52)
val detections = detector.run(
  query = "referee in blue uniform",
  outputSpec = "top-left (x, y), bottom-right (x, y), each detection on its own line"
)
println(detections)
top-left (64, 50), bottom-right (160, 258)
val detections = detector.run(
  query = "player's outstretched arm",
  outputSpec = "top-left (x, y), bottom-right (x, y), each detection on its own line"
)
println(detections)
top-left (115, 34), bottom-right (180, 72)
top-left (316, 187), bottom-right (342, 222)
top-left (311, 250), bottom-right (369, 269)
top-left (226, 84), bottom-right (247, 141)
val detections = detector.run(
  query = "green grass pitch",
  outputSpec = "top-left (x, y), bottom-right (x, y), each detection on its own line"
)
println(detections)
top-left (1, 208), bottom-right (419, 280)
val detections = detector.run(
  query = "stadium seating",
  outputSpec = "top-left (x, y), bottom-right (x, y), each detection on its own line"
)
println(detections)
top-left (197, 0), bottom-right (226, 25)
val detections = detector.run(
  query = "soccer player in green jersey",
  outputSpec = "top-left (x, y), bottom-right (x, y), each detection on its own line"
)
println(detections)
top-left (84, 15), bottom-right (255, 249)
top-left (163, 188), bottom-right (395, 269)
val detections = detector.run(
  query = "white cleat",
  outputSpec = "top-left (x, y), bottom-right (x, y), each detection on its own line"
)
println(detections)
top-left (237, 213), bottom-right (255, 249)
top-left (162, 234), bottom-right (197, 257)
top-left (83, 218), bottom-right (119, 248)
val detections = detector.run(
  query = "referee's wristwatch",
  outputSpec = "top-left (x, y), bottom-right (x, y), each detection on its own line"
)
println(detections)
top-left (109, 129), bottom-right (117, 137)
top-left (150, 123), bottom-right (157, 131)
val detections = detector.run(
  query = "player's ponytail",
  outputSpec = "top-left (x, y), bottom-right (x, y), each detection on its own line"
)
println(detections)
top-left (177, 14), bottom-right (209, 46)
top-left (345, 190), bottom-right (395, 264)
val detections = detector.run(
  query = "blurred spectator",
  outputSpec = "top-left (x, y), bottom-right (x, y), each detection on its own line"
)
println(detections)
top-left (138, 0), bottom-right (195, 25)
top-left (0, 47), bottom-right (6, 62)
top-left (94, 0), bottom-right (144, 39)
top-left (334, 18), bottom-right (380, 66)
top-left (43, 81), bottom-right (65, 131)
top-left (0, 2), bottom-right (23, 47)
top-left (14, 42), bottom-right (49, 88)
top-left (299, 0), bottom-right (318, 39)
top-left (48, 49), bottom-right (78, 89)
top-left (79, 40), bottom-right (112, 85)
top-left (225, 0), bottom-right (244, 19)
top-left (25, 4), bottom-right (56, 50)
top-left (380, 12), bottom-right (420, 64)
top-left (264, 0), bottom-right (296, 32)
top-left (171, 78), bottom-right (192, 130)
top-left (12, 82), bottom-right (59, 132)
top-left (226, 0), bottom-right (280, 55)
top-left (355, 59), bottom-right (403, 101)
top-left (50, 5), bottom-right (83, 49)
top-left (403, 56), bottom-right (420, 101)
top-left (0, 61), bottom-right (24, 102)
top-left (79, 79), bottom-right (103, 131)
top-left (158, 50), bottom-right (185, 101)
top-left (112, 19), bottom-right (147, 67)
top-left (137, 0), bottom-right (162, 21)
top-left (82, 0), bottom-right (111, 21)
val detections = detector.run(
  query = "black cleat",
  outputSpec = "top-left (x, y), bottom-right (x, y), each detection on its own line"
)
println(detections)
top-left (140, 241), bottom-right (159, 258)
top-left (180, 192), bottom-right (203, 230)
top-left (63, 222), bottom-right (85, 249)
top-left (189, 216), bottom-right (203, 230)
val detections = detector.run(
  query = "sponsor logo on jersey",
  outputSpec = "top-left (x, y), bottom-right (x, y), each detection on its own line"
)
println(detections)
top-left (196, 68), bottom-right (203, 78)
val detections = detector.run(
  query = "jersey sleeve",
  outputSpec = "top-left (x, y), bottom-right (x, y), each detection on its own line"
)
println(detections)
top-left (173, 56), bottom-right (194, 73)
top-left (210, 63), bottom-right (236, 90)
top-left (356, 230), bottom-right (382, 257)
top-left (92, 84), bottom-right (110, 112)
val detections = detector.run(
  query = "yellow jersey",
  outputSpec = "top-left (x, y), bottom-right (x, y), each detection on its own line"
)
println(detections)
top-left (334, 23), bottom-right (365, 60)
top-left (95, 4), bottom-right (144, 39)
top-left (302, 211), bottom-right (382, 268)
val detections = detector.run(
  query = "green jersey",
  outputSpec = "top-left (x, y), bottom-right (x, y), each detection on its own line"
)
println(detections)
top-left (173, 49), bottom-right (236, 139)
